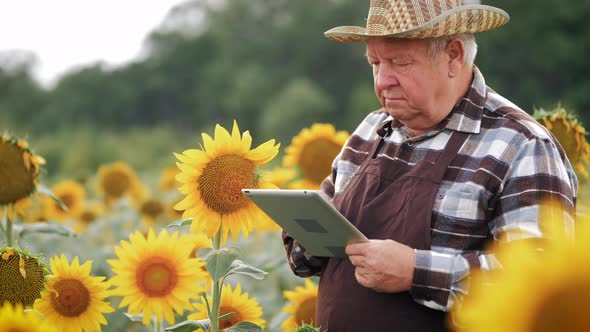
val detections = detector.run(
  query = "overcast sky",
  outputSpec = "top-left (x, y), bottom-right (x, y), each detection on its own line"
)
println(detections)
top-left (0, 0), bottom-right (182, 86)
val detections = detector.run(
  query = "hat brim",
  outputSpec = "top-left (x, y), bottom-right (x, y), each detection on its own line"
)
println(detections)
top-left (325, 5), bottom-right (509, 42)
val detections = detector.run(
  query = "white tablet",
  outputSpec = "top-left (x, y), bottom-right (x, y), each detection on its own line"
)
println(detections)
top-left (242, 189), bottom-right (368, 257)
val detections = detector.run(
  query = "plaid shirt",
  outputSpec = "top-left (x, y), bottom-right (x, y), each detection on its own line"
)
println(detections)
top-left (282, 67), bottom-right (578, 311)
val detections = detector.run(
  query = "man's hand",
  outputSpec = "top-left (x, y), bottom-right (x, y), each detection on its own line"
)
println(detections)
top-left (346, 239), bottom-right (415, 293)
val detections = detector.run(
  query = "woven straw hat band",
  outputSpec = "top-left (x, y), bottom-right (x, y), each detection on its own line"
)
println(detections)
top-left (324, 0), bottom-right (509, 42)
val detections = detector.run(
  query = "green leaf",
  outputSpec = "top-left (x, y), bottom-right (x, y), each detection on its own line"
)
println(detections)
top-left (198, 247), bottom-right (241, 282)
top-left (221, 321), bottom-right (263, 332)
top-left (219, 311), bottom-right (235, 321)
top-left (260, 257), bottom-right (287, 273)
top-left (36, 184), bottom-right (68, 211)
top-left (227, 260), bottom-right (267, 280)
top-left (165, 319), bottom-right (211, 332)
top-left (164, 218), bottom-right (193, 229)
top-left (123, 312), bottom-right (143, 322)
top-left (15, 222), bottom-right (77, 238)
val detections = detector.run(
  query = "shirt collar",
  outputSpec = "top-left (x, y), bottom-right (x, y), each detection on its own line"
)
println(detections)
top-left (443, 66), bottom-right (487, 134)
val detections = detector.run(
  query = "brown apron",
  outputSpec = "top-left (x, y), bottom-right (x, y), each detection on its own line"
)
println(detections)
top-left (317, 122), bottom-right (467, 332)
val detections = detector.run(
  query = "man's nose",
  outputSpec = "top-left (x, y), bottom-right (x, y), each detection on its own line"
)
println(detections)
top-left (375, 65), bottom-right (399, 91)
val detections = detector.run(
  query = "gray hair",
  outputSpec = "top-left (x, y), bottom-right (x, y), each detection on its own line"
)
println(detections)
top-left (427, 33), bottom-right (478, 67)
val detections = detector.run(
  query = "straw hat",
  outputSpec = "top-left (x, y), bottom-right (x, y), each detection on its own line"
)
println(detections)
top-left (325, 0), bottom-right (509, 42)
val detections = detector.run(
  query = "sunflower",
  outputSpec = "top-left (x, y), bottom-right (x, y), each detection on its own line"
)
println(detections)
top-left (281, 279), bottom-right (319, 332)
top-left (185, 232), bottom-right (213, 288)
top-left (0, 246), bottom-right (47, 306)
top-left (166, 195), bottom-right (185, 220)
top-left (0, 302), bottom-right (59, 332)
top-left (107, 229), bottom-right (206, 325)
top-left (74, 201), bottom-right (105, 233)
top-left (7, 196), bottom-right (33, 221)
top-left (534, 106), bottom-right (590, 178)
top-left (265, 166), bottom-right (297, 189)
top-left (34, 255), bottom-right (114, 332)
top-left (283, 123), bottom-right (349, 189)
top-left (174, 121), bottom-right (280, 243)
top-left (138, 197), bottom-right (166, 229)
top-left (43, 180), bottom-right (86, 221)
top-left (189, 283), bottom-right (265, 330)
top-left (0, 134), bottom-right (45, 205)
top-left (97, 161), bottom-right (146, 204)
top-left (451, 210), bottom-right (588, 332)
top-left (159, 165), bottom-right (180, 192)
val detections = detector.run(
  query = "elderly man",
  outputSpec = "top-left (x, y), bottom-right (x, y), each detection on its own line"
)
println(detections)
top-left (282, 0), bottom-right (578, 331)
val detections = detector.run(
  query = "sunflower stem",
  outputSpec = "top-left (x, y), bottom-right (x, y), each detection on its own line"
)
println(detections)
top-left (0, 205), bottom-right (6, 235)
top-left (2, 205), bottom-right (12, 246)
top-left (210, 228), bottom-right (222, 332)
top-left (152, 315), bottom-right (161, 332)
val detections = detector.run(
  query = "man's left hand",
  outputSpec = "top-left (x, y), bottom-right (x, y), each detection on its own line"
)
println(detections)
top-left (346, 239), bottom-right (415, 293)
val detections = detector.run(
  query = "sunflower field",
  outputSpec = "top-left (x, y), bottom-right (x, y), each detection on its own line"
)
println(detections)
top-left (2, 0), bottom-right (590, 328)
top-left (2, 104), bottom-right (590, 332)
top-left (0, 121), bottom-right (349, 332)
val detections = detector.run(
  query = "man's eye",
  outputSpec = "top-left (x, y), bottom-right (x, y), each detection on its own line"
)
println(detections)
top-left (392, 60), bottom-right (411, 66)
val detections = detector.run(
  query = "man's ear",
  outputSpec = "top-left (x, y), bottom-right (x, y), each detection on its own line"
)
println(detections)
top-left (446, 39), bottom-right (465, 78)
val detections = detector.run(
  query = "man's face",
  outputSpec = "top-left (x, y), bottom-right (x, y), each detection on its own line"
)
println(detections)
top-left (366, 37), bottom-right (450, 133)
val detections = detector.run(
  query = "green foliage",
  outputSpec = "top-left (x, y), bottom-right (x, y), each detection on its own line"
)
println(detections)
top-left (21, 125), bottom-right (191, 183)
top-left (1, 0), bottom-right (589, 164)
top-left (165, 319), bottom-right (211, 332)
top-left (198, 247), bottom-right (242, 282)
top-left (292, 322), bottom-right (322, 332)
top-left (477, 0), bottom-right (590, 123)
top-left (259, 78), bottom-right (335, 143)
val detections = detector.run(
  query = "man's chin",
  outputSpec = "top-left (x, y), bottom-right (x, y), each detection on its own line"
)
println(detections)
top-left (385, 108), bottom-right (408, 119)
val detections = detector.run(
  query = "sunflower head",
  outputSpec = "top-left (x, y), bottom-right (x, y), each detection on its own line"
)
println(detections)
top-left (159, 165), bottom-right (180, 192)
top-left (107, 229), bottom-right (207, 325)
top-left (7, 196), bottom-right (33, 221)
top-left (43, 180), bottom-right (86, 221)
top-left (140, 198), bottom-right (165, 220)
top-left (0, 134), bottom-right (45, 205)
top-left (174, 120), bottom-right (280, 243)
top-left (185, 232), bottom-right (213, 287)
top-left (451, 216), bottom-right (590, 332)
top-left (0, 246), bottom-right (48, 306)
top-left (97, 161), bottom-right (145, 203)
top-left (283, 123), bottom-right (349, 189)
top-left (0, 302), bottom-right (59, 332)
top-left (34, 255), bottom-right (114, 332)
top-left (74, 201), bottom-right (105, 233)
top-left (534, 106), bottom-right (590, 178)
top-left (281, 279), bottom-right (318, 332)
top-left (265, 166), bottom-right (297, 189)
top-left (189, 283), bottom-right (265, 330)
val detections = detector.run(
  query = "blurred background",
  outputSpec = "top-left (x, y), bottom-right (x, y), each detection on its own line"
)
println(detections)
top-left (1, 0), bottom-right (589, 331)
top-left (1, 0), bottom-right (588, 182)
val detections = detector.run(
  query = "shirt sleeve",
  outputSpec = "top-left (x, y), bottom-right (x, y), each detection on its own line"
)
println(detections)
top-left (281, 230), bottom-right (329, 277)
top-left (410, 137), bottom-right (577, 311)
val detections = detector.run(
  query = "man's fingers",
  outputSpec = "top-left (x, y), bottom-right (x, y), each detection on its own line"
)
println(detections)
top-left (348, 254), bottom-right (367, 268)
top-left (345, 242), bottom-right (368, 256)
top-left (355, 268), bottom-right (368, 286)
top-left (355, 268), bottom-right (376, 288)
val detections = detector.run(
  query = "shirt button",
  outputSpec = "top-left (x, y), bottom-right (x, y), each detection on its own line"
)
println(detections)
top-left (436, 193), bottom-right (444, 199)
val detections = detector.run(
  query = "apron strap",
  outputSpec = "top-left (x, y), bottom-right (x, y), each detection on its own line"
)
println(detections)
top-left (430, 130), bottom-right (470, 180)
